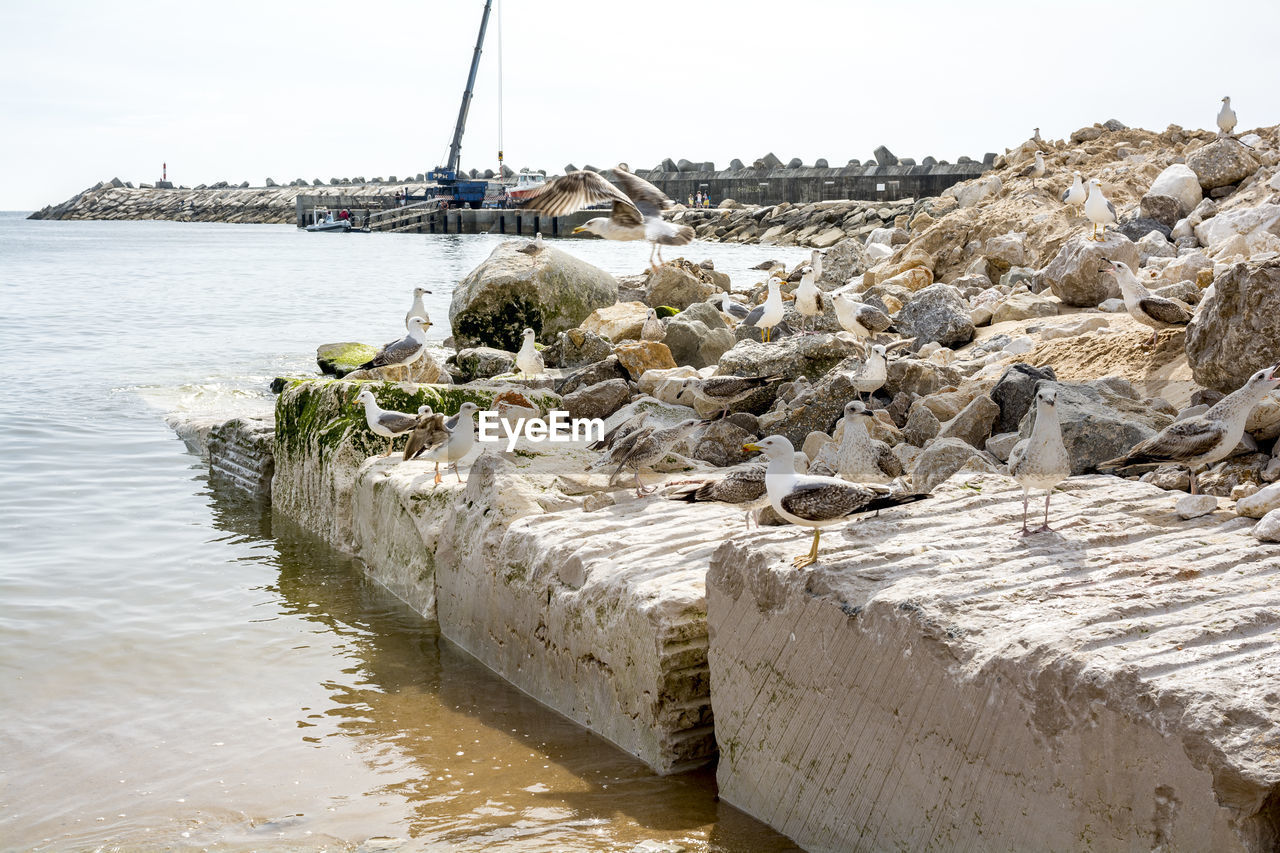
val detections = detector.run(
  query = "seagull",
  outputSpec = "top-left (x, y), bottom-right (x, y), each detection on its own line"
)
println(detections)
top-left (641, 308), bottom-right (665, 342)
top-left (1101, 259), bottom-right (1191, 347)
top-left (605, 418), bottom-right (704, 496)
top-left (668, 451), bottom-right (810, 529)
top-left (354, 388), bottom-right (419, 457)
top-left (838, 342), bottom-right (904, 404)
top-left (404, 287), bottom-right (433, 329)
top-left (793, 271), bottom-right (822, 334)
top-left (832, 293), bottom-right (892, 342)
top-left (743, 275), bottom-right (786, 342)
top-left (361, 315), bottom-right (430, 378)
top-left (675, 374), bottom-right (783, 419)
top-left (1032, 127), bottom-right (1043, 144)
top-left (1218, 96), bottom-right (1237, 137)
top-left (520, 165), bottom-right (693, 269)
top-left (810, 249), bottom-right (823, 283)
top-left (416, 402), bottom-right (481, 484)
top-left (710, 291), bottom-right (752, 322)
top-left (517, 232), bottom-right (545, 254)
top-left (743, 435), bottom-right (930, 568)
top-left (835, 401), bottom-right (894, 484)
top-left (1084, 179), bottom-right (1118, 241)
top-left (1099, 364), bottom-right (1280, 494)
top-left (515, 328), bottom-right (545, 377)
top-left (402, 405), bottom-right (449, 463)
top-left (1061, 172), bottom-right (1086, 208)
top-left (1007, 385), bottom-right (1070, 535)
top-left (1018, 151), bottom-right (1047, 187)
top-left (589, 411), bottom-right (648, 452)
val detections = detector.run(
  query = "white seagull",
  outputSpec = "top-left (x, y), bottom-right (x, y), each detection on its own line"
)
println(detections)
top-left (743, 275), bottom-right (786, 342)
top-left (1007, 385), bottom-right (1071, 535)
top-left (793, 271), bottom-right (822, 334)
top-left (711, 291), bottom-right (752, 322)
top-left (835, 401), bottom-right (893, 484)
top-left (839, 342), bottom-right (902, 404)
top-left (361, 315), bottom-right (430, 378)
top-left (1100, 364), bottom-right (1280, 494)
top-left (1102, 259), bottom-right (1191, 347)
top-left (832, 293), bottom-right (892, 342)
top-left (404, 287), bottom-right (433, 330)
top-left (520, 165), bottom-right (693, 269)
top-left (1218, 96), bottom-right (1237, 137)
top-left (354, 388), bottom-right (420, 457)
top-left (515, 328), bottom-right (545, 377)
top-left (417, 402), bottom-right (482, 484)
top-left (1061, 172), bottom-right (1086, 208)
top-left (1084, 178), bottom-right (1118, 241)
top-left (1018, 151), bottom-right (1047, 187)
top-left (743, 435), bottom-right (929, 568)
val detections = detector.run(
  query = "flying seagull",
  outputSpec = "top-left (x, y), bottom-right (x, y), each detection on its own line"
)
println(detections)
top-left (520, 165), bottom-right (693, 269)
top-left (362, 315), bottom-right (430, 377)
top-left (1099, 364), bottom-right (1280, 494)
top-left (743, 435), bottom-right (930, 568)
top-left (1007, 385), bottom-right (1070, 535)
top-left (1101, 259), bottom-right (1191, 347)
top-left (1084, 179), bottom-right (1117, 241)
top-left (354, 388), bottom-right (419, 457)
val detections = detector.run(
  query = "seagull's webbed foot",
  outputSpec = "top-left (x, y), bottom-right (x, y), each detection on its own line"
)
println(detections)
top-left (792, 553), bottom-right (817, 569)
top-left (1034, 524), bottom-right (1055, 533)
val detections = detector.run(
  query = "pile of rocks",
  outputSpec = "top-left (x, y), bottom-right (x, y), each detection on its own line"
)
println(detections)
top-left (673, 197), bottom-right (927, 249)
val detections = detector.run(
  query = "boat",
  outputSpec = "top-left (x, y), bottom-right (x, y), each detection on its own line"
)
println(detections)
top-left (304, 207), bottom-right (367, 233)
top-left (306, 218), bottom-right (351, 233)
top-left (505, 170), bottom-right (546, 203)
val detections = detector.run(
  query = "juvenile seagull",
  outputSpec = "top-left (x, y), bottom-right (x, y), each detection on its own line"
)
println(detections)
top-left (835, 401), bottom-right (894, 484)
top-left (520, 165), bottom-right (693, 269)
top-left (743, 275), bottom-right (786, 342)
top-left (668, 451), bottom-right (810, 529)
top-left (839, 342), bottom-right (906, 404)
top-left (793, 271), bottom-right (822, 334)
top-left (354, 388), bottom-right (419, 457)
top-left (744, 435), bottom-right (930, 568)
top-left (1018, 151), bottom-right (1047, 187)
top-left (417, 402), bottom-right (481, 484)
top-left (361, 315), bottom-right (430, 377)
top-left (1101, 259), bottom-right (1191, 347)
top-left (589, 411), bottom-right (648, 452)
top-left (1061, 172), bottom-right (1086, 208)
top-left (1099, 364), bottom-right (1280, 494)
top-left (641, 308), bottom-right (665, 342)
top-left (810, 249), bottom-right (824, 282)
top-left (832, 293), bottom-right (892, 342)
top-left (515, 328), bottom-right (545, 377)
top-left (404, 287), bottom-right (433, 329)
top-left (1084, 178), bottom-right (1118, 241)
top-left (607, 418), bottom-right (704, 497)
top-left (402, 405), bottom-right (449, 463)
top-left (676, 374), bottom-right (783, 419)
top-left (517, 232), bottom-right (545, 254)
top-left (1007, 386), bottom-right (1070, 535)
top-left (1218, 96), bottom-right (1237, 137)
top-left (710, 291), bottom-right (752, 322)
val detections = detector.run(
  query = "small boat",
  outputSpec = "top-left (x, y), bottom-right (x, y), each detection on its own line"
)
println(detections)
top-left (306, 218), bottom-right (351, 233)
top-left (505, 170), bottom-right (546, 203)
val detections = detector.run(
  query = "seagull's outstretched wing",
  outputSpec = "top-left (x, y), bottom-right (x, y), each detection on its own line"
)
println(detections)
top-left (520, 170), bottom-right (642, 227)
top-left (612, 167), bottom-right (676, 219)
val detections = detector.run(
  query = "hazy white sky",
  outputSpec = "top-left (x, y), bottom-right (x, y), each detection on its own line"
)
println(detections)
top-left (2, 0), bottom-right (1277, 210)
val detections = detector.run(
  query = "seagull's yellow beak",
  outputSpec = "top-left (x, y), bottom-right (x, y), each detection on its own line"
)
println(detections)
top-left (572, 226), bottom-right (585, 234)
top-left (742, 443), bottom-right (762, 453)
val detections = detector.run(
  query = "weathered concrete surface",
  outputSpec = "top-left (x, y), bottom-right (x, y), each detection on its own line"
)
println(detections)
top-left (272, 378), bottom-right (737, 773)
top-left (208, 417), bottom-right (275, 499)
top-left (708, 473), bottom-right (1280, 852)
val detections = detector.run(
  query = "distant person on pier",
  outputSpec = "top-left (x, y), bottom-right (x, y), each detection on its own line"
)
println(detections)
top-left (338, 209), bottom-right (350, 222)
top-left (695, 191), bottom-right (703, 207)
top-left (703, 193), bottom-right (712, 208)
top-left (687, 194), bottom-right (694, 207)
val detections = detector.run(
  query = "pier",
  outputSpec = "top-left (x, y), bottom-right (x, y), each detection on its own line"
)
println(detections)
top-left (294, 194), bottom-right (607, 236)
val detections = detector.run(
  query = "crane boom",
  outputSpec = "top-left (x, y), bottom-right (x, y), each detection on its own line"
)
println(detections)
top-left (446, 0), bottom-right (493, 176)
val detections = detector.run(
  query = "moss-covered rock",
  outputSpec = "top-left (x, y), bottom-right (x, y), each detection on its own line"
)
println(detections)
top-left (449, 241), bottom-right (618, 351)
top-left (316, 342), bottom-right (377, 377)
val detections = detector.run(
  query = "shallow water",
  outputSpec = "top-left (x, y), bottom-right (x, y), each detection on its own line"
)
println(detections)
top-left (0, 214), bottom-right (807, 851)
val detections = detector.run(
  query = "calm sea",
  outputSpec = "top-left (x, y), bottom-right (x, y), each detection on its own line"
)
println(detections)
top-left (0, 212), bottom-right (806, 852)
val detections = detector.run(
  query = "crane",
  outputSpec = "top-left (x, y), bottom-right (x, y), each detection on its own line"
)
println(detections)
top-left (428, 0), bottom-right (495, 209)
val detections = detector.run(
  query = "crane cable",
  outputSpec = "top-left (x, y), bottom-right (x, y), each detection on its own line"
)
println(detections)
top-left (496, 0), bottom-right (504, 178)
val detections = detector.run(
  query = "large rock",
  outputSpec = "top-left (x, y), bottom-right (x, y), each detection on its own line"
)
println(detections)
top-left (663, 318), bottom-right (735, 369)
top-left (581, 301), bottom-right (649, 342)
top-left (613, 341), bottom-right (678, 380)
top-left (555, 356), bottom-right (629, 395)
top-left (894, 284), bottom-right (975, 347)
top-left (885, 358), bottom-right (964, 398)
top-left (1145, 163), bottom-right (1203, 213)
top-left (910, 437), bottom-right (997, 491)
top-left (991, 291), bottom-right (1059, 324)
top-left (644, 260), bottom-right (722, 310)
top-left (817, 239), bottom-right (868, 288)
top-left (562, 378), bottom-right (630, 421)
top-left (544, 328), bottom-right (612, 368)
top-left (1019, 382), bottom-right (1172, 474)
top-left (935, 395), bottom-right (1000, 448)
top-left (449, 242), bottom-right (618, 350)
top-left (715, 333), bottom-right (864, 382)
top-left (345, 352), bottom-right (450, 384)
top-left (452, 346), bottom-right (516, 381)
top-left (1186, 138), bottom-right (1260, 190)
top-left (991, 363), bottom-right (1058, 434)
top-left (1040, 232), bottom-right (1138, 307)
top-left (316, 342), bottom-right (377, 378)
top-left (1185, 257), bottom-right (1280, 393)
top-left (1138, 194), bottom-right (1186, 229)
top-left (1193, 204), bottom-right (1280, 257)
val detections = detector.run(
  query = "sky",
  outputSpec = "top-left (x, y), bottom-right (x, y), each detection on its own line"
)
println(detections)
top-left (2, 0), bottom-right (1278, 210)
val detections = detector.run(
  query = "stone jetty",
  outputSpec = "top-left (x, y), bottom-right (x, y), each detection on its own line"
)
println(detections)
top-left (173, 116), bottom-right (1280, 850)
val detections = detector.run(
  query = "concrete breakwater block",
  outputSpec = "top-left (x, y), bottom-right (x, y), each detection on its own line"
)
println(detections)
top-left (167, 412), bottom-right (275, 499)
top-left (707, 474), bottom-right (1280, 852)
